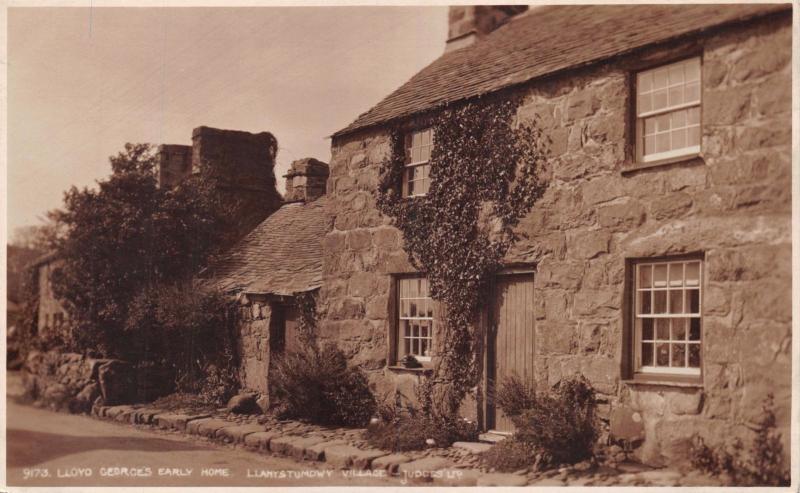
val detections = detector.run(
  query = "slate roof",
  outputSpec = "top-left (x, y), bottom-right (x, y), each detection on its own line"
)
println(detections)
top-left (333, 3), bottom-right (790, 138)
top-left (210, 197), bottom-right (331, 296)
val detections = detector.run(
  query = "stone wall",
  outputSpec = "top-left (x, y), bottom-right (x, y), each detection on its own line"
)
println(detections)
top-left (322, 13), bottom-right (791, 467)
top-left (235, 295), bottom-right (303, 400)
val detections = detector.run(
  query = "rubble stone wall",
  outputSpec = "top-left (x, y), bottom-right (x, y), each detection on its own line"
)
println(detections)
top-left (322, 14), bottom-right (791, 466)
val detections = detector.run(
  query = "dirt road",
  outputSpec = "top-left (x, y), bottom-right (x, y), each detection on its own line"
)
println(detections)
top-left (5, 372), bottom-right (399, 487)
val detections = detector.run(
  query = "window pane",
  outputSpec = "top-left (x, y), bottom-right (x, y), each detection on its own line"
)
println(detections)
top-left (688, 126), bottom-right (701, 147)
top-left (688, 107), bottom-right (701, 125)
top-left (669, 86), bottom-right (683, 107)
top-left (644, 117), bottom-right (657, 135)
top-left (641, 342), bottom-right (654, 366)
top-left (669, 289), bottom-right (684, 313)
top-left (669, 63), bottom-right (684, 85)
top-left (688, 344), bottom-right (701, 367)
top-left (671, 128), bottom-right (686, 149)
top-left (672, 109), bottom-right (686, 128)
top-left (689, 318), bottom-right (701, 341)
top-left (685, 262), bottom-right (700, 286)
top-left (656, 114), bottom-right (671, 133)
top-left (656, 133), bottom-right (670, 153)
top-left (672, 318), bottom-right (686, 340)
top-left (685, 82), bottom-right (700, 104)
top-left (639, 291), bottom-right (652, 314)
top-left (404, 337), bottom-right (411, 356)
top-left (420, 339), bottom-right (428, 357)
top-left (645, 135), bottom-right (656, 155)
top-left (400, 300), bottom-right (408, 317)
top-left (656, 343), bottom-right (670, 366)
top-left (657, 318), bottom-right (670, 339)
top-left (654, 290), bottom-right (667, 314)
top-left (653, 89), bottom-right (668, 111)
top-left (669, 263), bottom-right (684, 286)
top-left (638, 94), bottom-right (652, 115)
top-left (409, 300), bottom-right (417, 317)
top-left (638, 72), bottom-right (653, 93)
top-left (412, 338), bottom-right (419, 356)
top-left (685, 58), bottom-right (700, 82)
top-left (639, 265), bottom-right (652, 288)
top-left (654, 69), bottom-right (668, 89)
top-left (642, 318), bottom-right (654, 340)
top-left (687, 289), bottom-right (700, 313)
top-left (654, 265), bottom-right (668, 287)
top-left (672, 343), bottom-right (686, 367)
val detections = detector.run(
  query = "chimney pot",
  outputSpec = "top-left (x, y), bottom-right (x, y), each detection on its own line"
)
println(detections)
top-left (284, 158), bottom-right (329, 203)
top-left (446, 5), bottom-right (528, 52)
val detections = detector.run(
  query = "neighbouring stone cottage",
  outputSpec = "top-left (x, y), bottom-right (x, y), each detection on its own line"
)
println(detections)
top-left (206, 158), bottom-right (331, 401)
top-left (319, 4), bottom-right (792, 467)
top-left (30, 252), bottom-right (71, 340)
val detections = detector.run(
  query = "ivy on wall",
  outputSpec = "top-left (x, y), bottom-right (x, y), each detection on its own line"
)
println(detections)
top-left (376, 96), bottom-right (549, 419)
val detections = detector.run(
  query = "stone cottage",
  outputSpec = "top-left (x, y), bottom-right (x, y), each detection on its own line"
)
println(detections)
top-left (207, 158), bottom-right (331, 397)
top-left (30, 252), bottom-right (70, 340)
top-left (321, 4), bottom-right (792, 466)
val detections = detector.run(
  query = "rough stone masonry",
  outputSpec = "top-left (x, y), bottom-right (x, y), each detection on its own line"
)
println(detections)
top-left (320, 11), bottom-right (791, 467)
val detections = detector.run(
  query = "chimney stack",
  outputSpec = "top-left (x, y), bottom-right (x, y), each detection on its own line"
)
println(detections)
top-left (157, 144), bottom-right (192, 188)
top-left (284, 158), bottom-right (330, 203)
top-left (446, 5), bottom-right (528, 52)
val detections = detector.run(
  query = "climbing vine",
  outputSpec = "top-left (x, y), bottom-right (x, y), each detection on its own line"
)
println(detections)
top-left (377, 96), bottom-right (548, 419)
top-left (293, 289), bottom-right (319, 346)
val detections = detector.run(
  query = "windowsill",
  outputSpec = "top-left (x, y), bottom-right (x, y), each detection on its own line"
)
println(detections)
top-left (622, 374), bottom-right (703, 389)
top-left (387, 365), bottom-right (433, 374)
top-left (621, 153), bottom-right (705, 174)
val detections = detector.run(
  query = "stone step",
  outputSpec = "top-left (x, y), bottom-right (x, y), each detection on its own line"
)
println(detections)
top-left (452, 441), bottom-right (493, 454)
top-left (397, 457), bottom-right (453, 483)
top-left (217, 423), bottom-right (267, 443)
top-left (478, 432), bottom-right (510, 444)
top-left (243, 431), bottom-right (280, 452)
top-left (323, 444), bottom-right (388, 470)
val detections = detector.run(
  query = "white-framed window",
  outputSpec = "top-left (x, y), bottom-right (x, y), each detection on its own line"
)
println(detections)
top-left (634, 259), bottom-right (702, 376)
top-left (636, 57), bottom-right (701, 164)
top-left (397, 276), bottom-right (434, 361)
top-left (402, 128), bottom-right (433, 197)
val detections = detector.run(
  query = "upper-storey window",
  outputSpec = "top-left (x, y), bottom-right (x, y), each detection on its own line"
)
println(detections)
top-left (635, 57), bottom-right (701, 164)
top-left (634, 258), bottom-right (703, 377)
top-left (402, 128), bottom-right (433, 197)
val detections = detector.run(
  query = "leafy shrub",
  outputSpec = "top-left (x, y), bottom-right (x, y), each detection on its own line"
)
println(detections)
top-left (481, 438), bottom-right (537, 472)
top-left (495, 375), bottom-right (536, 418)
top-left (689, 394), bottom-right (789, 486)
top-left (125, 284), bottom-right (240, 405)
top-left (270, 343), bottom-right (376, 427)
top-left (364, 396), bottom-right (479, 451)
top-left (498, 374), bottom-right (598, 467)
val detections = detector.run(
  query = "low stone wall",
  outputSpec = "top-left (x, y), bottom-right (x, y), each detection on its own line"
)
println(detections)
top-left (20, 350), bottom-right (174, 413)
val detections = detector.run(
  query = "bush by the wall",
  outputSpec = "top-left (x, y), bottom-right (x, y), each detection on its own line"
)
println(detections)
top-left (481, 438), bottom-right (538, 472)
top-left (689, 394), bottom-right (789, 486)
top-left (125, 284), bottom-right (240, 406)
top-left (497, 374), bottom-right (598, 467)
top-left (364, 396), bottom-right (478, 451)
top-left (270, 343), bottom-right (376, 427)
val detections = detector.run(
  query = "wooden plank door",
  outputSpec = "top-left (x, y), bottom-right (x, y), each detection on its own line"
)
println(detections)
top-left (488, 273), bottom-right (535, 432)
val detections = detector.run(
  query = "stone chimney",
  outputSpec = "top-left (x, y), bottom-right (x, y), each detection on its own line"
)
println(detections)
top-left (446, 5), bottom-right (528, 52)
top-left (284, 158), bottom-right (329, 203)
top-left (157, 144), bottom-right (192, 188)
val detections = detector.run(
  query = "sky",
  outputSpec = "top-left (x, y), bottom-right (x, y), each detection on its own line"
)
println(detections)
top-left (7, 6), bottom-right (448, 233)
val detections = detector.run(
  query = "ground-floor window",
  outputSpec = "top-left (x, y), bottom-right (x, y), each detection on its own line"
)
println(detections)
top-left (634, 257), bottom-right (702, 377)
top-left (397, 276), bottom-right (434, 362)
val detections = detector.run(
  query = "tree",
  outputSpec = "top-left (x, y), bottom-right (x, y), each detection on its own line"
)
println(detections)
top-left (49, 143), bottom-right (232, 358)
